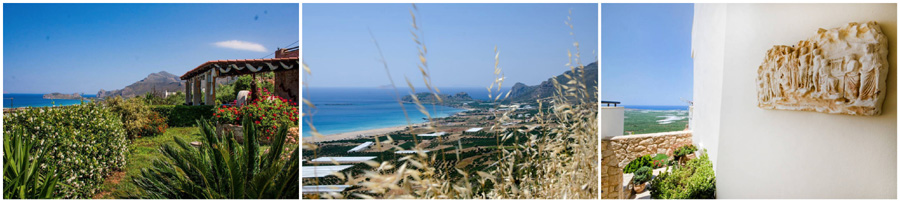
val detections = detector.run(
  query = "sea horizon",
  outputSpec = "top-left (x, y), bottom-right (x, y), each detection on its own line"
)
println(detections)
top-left (3, 93), bottom-right (98, 108)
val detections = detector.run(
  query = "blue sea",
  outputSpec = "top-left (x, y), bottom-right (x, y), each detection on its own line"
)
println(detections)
top-left (302, 87), bottom-right (506, 136)
top-left (623, 105), bottom-right (690, 111)
top-left (3, 94), bottom-right (98, 108)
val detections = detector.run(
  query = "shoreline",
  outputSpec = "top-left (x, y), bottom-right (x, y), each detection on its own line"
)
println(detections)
top-left (301, 106), bottom-right (472, 143)
top-left (301, 123), bottom-right (428, 143)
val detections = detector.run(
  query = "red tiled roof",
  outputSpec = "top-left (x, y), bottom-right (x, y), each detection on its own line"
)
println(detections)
top-left (180, 57), bottom-right (299, 80)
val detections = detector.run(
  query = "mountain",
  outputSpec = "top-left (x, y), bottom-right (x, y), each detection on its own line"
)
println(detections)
top-left (98, 71), bottom-right (184, 99)
top-left (402, 92), bottom-right (473, 104)
top-left (506, 61), bottom-right (598, 102)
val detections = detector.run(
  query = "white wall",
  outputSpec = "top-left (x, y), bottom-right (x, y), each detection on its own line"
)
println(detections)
top-left (694, 4), bottom-right (897, 199)
top-left (601, 107), bottom-right (624, 138)
top-left (691, 3), bottom-right (727, 170)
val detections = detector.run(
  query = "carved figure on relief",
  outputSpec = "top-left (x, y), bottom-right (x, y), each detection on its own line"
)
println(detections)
top-left (756, 21), bottom-right (889, 116)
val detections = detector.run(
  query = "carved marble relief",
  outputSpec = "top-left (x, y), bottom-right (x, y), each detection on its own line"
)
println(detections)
top-left (757, 21), bottom-right (890, 116)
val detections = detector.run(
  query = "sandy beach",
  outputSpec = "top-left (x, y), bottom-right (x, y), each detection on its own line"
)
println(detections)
top-left (302, 123), bottom-right (427, 143)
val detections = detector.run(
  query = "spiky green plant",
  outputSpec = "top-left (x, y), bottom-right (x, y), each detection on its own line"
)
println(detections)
top-left (3, 128), bottom-right (62, 199)
top-left (132, 117), bottom-right (299, 199)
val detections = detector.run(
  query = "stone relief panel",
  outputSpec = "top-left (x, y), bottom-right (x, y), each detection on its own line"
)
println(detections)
top-left (757, 21), bottom-right (890, 116)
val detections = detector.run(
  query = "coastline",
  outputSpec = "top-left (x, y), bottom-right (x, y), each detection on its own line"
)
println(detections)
top-left (301, 105), bottom-right (472, 143)
top-left (301, 123), bottom-right (427, 143)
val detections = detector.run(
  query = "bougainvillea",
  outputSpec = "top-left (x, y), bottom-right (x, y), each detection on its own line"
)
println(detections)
top-left (213, 88), bottom-right (298, 142)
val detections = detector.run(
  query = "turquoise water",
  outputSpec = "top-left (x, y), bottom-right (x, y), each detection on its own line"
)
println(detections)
top-left (302, 87), bottom-right (496, 136)
top-left (3, 94), bottom-right (97, 108)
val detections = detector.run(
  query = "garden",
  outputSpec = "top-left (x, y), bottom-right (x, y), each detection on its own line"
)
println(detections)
top-left (621, 144), bottom-right (716, 199)
top-left (2, 75), bottom-right (300, 199)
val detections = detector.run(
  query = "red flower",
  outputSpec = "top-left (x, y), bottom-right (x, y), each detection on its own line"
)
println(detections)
top-left (255, 120), bottom-right (261, 124)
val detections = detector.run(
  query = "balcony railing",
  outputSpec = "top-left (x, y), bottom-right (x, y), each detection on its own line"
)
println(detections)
top-left (601, 100), bottom-right (620, 107)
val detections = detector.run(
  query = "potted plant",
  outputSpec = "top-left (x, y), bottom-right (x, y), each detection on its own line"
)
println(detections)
top-left (673, 145), bottom-right (698, 165)
top-left (632, 166), bottom-right (653, 193)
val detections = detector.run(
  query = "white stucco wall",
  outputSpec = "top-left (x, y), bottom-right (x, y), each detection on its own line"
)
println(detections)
top-left (691, 3), bottom-right (727, 170)
top-left (693, 3), bottom-right (897, 199)
top-left (601, 107), bottom-right (624, 138)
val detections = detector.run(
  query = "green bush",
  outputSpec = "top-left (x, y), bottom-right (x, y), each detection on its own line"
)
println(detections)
top-left (215, 83), bottom-right (236, 105)
top-left (3, 102), bottom-right (128, 198)
top-left (104, 96), bottom-right (164, 138)
top-left (140, 111), bottom-right (168, 136)
top-left (649, 152), bottom-right (716, 199)
top-left (3, 128), bottom-right (62, 199)
top-left (150, 105), bottom-right (215, 127)
top-left (674, 145), bottom-right (698, 163)
top-left (623, 155), bottom-right (652, 173)
top-left (132, 117), bottom-right (299, 199)
top-left (632, 166), bottom-right (652, 185)
top-left (651, 153), bottom-right (669, 168)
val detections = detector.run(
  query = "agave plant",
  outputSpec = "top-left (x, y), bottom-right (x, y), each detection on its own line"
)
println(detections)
top-left (132, 117), bottom-right (299, 199)
top-left (3, 127), bottom-right (62, 199)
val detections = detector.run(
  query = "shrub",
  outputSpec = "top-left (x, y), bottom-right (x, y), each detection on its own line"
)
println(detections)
top-left (632, 166), bottom-right (652, 185)
top-left (132, 117), bottom-right (299, 199)
top-left (3, 128), bottom-right (62, 199)
top-left (649, 152), bottom-right (716, 199)
top-left (623, 155), bottom-right (653, 173)
top-left (215, 82), bottom-right (236, 105)
top-left (164, 92), bottom-right (186, 105)
top-left (213, 88), bottom-right (298, 142)
top-left (674, 144), bottom-right (698, 163)
top-left (651, 153), bottom-right (670, 168)
top-left (3, 102), bottom-right (128, 198)
top-left (104, 96), bottom-right (163, 138)
top-left (150, 105), bottom-right (215, 127)
top-left (140, 111), bottom-right (168, 136)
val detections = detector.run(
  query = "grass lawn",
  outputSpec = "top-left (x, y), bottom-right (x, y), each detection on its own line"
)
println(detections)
top-left (94, 127), bottom-right (204, 199)
top-left (94, 126), bottom-right (276, 199)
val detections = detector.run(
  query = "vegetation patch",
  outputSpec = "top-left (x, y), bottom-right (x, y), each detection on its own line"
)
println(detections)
top-left (3, 102), bottom-right (128, 198)
top-left (150, 105), bottom-right (215, 127)
top-left (623, 109), bottom-right (689, 135)
top-left (649, 152), bottom-right (716, 199)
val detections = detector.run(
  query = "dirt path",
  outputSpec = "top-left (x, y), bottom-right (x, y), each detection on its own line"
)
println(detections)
top-left (92, 171), bottom-right (126, 199)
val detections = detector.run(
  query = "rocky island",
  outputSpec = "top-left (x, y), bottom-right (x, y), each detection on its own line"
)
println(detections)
top-left (43, 92), bottom-right (83, 100)
top-left (402, 92), bottom-right (474, 105)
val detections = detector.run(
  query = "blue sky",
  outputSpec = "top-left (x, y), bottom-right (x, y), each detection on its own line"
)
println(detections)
top-left (601, 3), bottom-right (693, 106)
top-left (3, 3), bottom-right (299, 94)
top-left (303, 3), bottom-right (598, 88)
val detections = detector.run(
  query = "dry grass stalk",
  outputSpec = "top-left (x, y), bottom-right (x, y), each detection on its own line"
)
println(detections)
top-left (304, 5), bottom-right (597, 199)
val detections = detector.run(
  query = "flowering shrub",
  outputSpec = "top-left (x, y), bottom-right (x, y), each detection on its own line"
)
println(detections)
top-left (2, 102), bottom-right (128, 198)
top-left (213, 88), bottom-right (298, 142)
top-left (104, 96), bottom-right (166, 138)
top-left (140, 111), bottom-right (168, 136)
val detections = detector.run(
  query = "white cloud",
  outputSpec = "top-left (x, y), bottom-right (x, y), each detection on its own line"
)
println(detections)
top-left (213, 40), bottom-right (268, 52)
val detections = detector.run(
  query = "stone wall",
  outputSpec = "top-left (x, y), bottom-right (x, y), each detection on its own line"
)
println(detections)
top-left (601, 131), bottom-right (693, 199)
